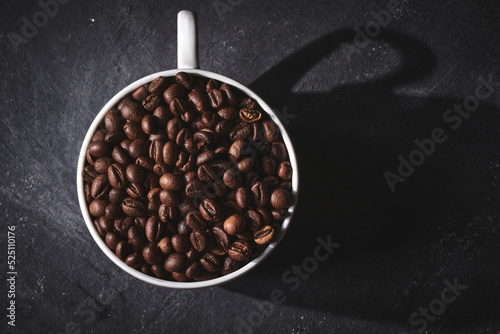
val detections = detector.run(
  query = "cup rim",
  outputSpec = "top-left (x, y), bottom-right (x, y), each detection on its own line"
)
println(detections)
top-left (77, 68), bottom-right (299, 289)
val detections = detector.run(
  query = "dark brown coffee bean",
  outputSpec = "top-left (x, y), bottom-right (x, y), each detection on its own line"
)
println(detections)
top-left (83, 165), bottom-right (98, 183)
top-left (251, 181), bottom-right (269, 207)
top-left (163, 83), bottom-right (186, 103)
top-left (158, 237), bottom-right (173, 255)
top-left (228, 240), bottom-right (252, 261)
top-left (168, 234), bottom-right (189, 253)
top-left (169, 98), bottom-right (191, 116)
top-left (262, 176), bottom-right (279, 189)
top-left (147, 187), bottom-right (162, 205)
top-left (107, 163), bottom-right (127, 189)
top-left (92, 129), bottom-right (107, 142)
top-left (141, 114), bottom-right (157, 135)
top-left (128, 139), bottom-right (148, 159)
top-left (114, 217), bottom-right (134, 236)
top-left (105, 232), bottom-right (121, 251)
top-left (235, 186), bottom-right (251, 209)
top-left (244, 210), bottom-right (263, 231)
top-left (199, 198), bottom-right (222, 222)
top-left (186, 262), bottom-right (201, 279)
top-left (88, 140), bottom-right (111, 158)
top-left (142, 93), bottom-right (163, 112)
top-left (261, 156), bottom-right (277, 176)
top-left (110, 146), bottom-right (128, 165)
top-left (89, 199), bottom-right (108, 217)
top-left (143, 172), bottom-right (160, 190)
top-left (152, 162), bottom-right (169, 176)
top-left (125, 252), bottom-right (143, 268)
top-left (253, 225), bottom-right (275, 245)
top-left (148, 76), bottom-right (169, 94)
top-left (270, 188), bottom-right (291, 209)
top-left (152, 264), bottom-right (169, 279)
top-left (206, 79), bottom-right (218, 91)
top-left (132, 85), bottom-right (149, 101)
top-left (97, 216), bottom-right (113, 233)
top-left (143, 216), bottom-right (163, 243)
top-left (201, 111), bottom-right (219, 128)
top-left (122, 197), bottom-right (146, 217)
top-left (171, 271), bottom-right (189, 282)
top-left (186, 248), bottom-right (200, 262)
top-left (194, 271), bottom-right (219, 281)
top-left (277, 161), bottom-right (293, 180)
top-left (141, 243), bottom-right (162, 264)
top-left (229, 139), bottom-right (246, 162)
top-left (220, 83), bottom-right (238, 106)
top-left (221, 256), bottom-right (240, 275)
top-left (104, 108), bottom-right (124, 133)
top-left (217, 106), bottom-right (238, 121)
top-left (185, 179), bottom-right (205, 198)
top-left (196, 150), bottom-right (216, 166)
top-left (272, 209), bottom-right (288, 220)
top-left (123, 121), bottom-right (147, 141)
top-left (159, 190), bottom-right (180, 207)
top-left (223, 169), bottom-right (242, 190)
top-left (186, 211), bottom-right (207, 231)
top-left (104, 131), bottom-right (125, 144)
top-left (237, 157), bottom-right (254, 173)
top-left (223, 214), bottom-right (246, 236)
top-left (229, 122), bottom-right (252, 141)
top-left (115, 241), bottom-right (131, 261)
top-left (108, 188), bottom-right (126, 203)
top-left (238, 97), bottom-right (257, 109)
top-left (212, 226), bottom-right (230, 251)
top-left (162, 141), bottom-right (178, 166)
top-left (200, 252), bottom-right (221, 272)
top-left (190, 230), bottom-right (208, 252)
top-left (215, 120), bottom-right (233, 136)
top-left (136, 156), bottom-right (155, 171)
top-left (175, 72), bottom-right (193, 90)
top-left (119, 97), bottom-right (146, 122)
top-left (208, 89), bottom-right (224, 109)
top-left (270, 142), bottom-right (288, 161)
top-left (93, 157), bottom-right (112, 175)
top-left (126, 164), bottom-right (144, 183)
top-left (164, 253), bottom-right (188, 272)
top-left (127, 225), bottom-right (144, 246)
top-left (239, 108), bottom-right (261, 123)
top-left (91, 174), bottom-right (111, 199)
top-left (153, 105), bottom-right (171, 127)
top-left (105, 202), bottom-right (122, 220)
top-left (93, 218), bottom-right (105, 236)
top-left (158, 204), bottom-right (179, 223)
top-left (197, 164), bottom-right (216, 183)
top-left (188, 91), bottom-right (209, 112)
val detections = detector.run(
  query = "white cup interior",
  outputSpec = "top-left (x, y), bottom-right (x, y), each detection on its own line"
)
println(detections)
top-left (76, 11), bottom-right (299, 289)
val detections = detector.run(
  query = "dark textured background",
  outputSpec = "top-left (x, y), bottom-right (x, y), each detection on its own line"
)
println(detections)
top-left (1, 0), bottom-right (500, 333)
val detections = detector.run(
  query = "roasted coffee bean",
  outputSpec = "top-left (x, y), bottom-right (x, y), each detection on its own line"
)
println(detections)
top-left (185, 179), bottom-right (205, 198)
top-left (91, 174), bottom-right (111, 199)
top-left (153, 162), bottom-right (169, 176)
top-left (89, 199), bottom-right (108, 217)
top-left (238, 97), bottom-right (257, 109)
top-left (229, 122), bottom-right (252, 141)
top-left (83, 165), bottom-right (98, 183)
top-left (152, 264), bottom-right (169, 279)
top-left (132, 85), bottom-right (149, 101)
top-left (270, 188), bottom-right (291, 209)
top-left (159, 190), bottom-right (180, 207)
top-left (162, 141), bottom-right (178, 166)
top-left (223, 200), bottom-right (242, 215)
top-left (148, 76), bottom-right (169, 94)
top-left (200, 252), bottom-right (221, 272)
top-left (186, 262), bottom-right (201, 278)
top-left (220, 83), bottom-right (238, 106)
top-left (114, 216), bottom-right (134, 236)
top-left (251, 181), bottom-right (269, 207)
top-left (104, 131), bottom-right (125, 144)
top-left (128, 139), bottom-right (149, 159)
top-left (236, 157), bottom-right (254, 173)
top-left (199, 198), bottom-right (222, 221)
top-left (169, 98), bottom-right (191, 116)
top-left (97, 216), bottom-right (114, 233)
top-left (170, 234), bottom-right (189, 253)
top-left (147, 187), bottom-right (162, 204)
top-left (158, 237), bottom-right (173, 255)
top-left (145, 216), bottom-right (163, 242)
top-left (175, 72), bottom-right (193, 90)
top-left (221, 256), bottom-right (240, 275)
top-left (167, 118), bottom-right (182, 141)
top-left (215, 120), bottom-right (233, 136)
top-left (127, 225), bottom-right (144, 246)
top-left (272, 209), bottom-right (288, 220)
top-left (163, 83), bottom-right (186, 103)
top-left (111, 146), bottom-right (129, 164)
top-left (210, 244), bottom-right (226, 256)
top-left (164, 253), bottom-right (188, 272)
top-left (94, 157), bottom-right (113, 174)
top-left (244, 209), bottom-right (263, 231)
top-left (235, 186), bottom-right (251, 209)
top-left (228, 240), bottom-right (252, 261)
top-left (142, 243), bottom-right (162, 264)
top-left (109, 188), bottom-right (127, 203)
top-left (175, 128), bottom-right (191, 146)
top-left (261, 156), bottom-right (277, 176)
top-left (186, 211), bottom-right (207, 231)
top-left (158, 204), bottom-right (179, 223)
top-left (88, 140), bottom-right (111, 158)
top-left (115, 241), bottom-right (131, 261)
top-left (92, 129), bottom-right (107, 142)
top-left (141, 264), bottom-right (153, 276)
top-left (125, 252), bottom-right (143, 268)
top-left (212, 226), bottom-right (230, 251)
top-left (244, 171), bottom-right (259, 186)
top-left (188, 91), bottom-right (209, 112)
top-left (190, 230), bottom-right (208, 252)
top-left (223, 169), bottom-right (242, 189)
top-left (223, 214), bottom-right (246, 236)
top-left (105, 232), bottom-right (121, 250)
top-left (122, 197), bottom-right (145, 217)
top-left (126, 164), bottom-right (144, 183)
top-left (153, 105), bottom-right (171, 127)
top-left (105, 202), bottom-right (122, 220)
top-left (159, 173), bottom-right (183, 191)
top-left (135, 216), bottom-right (148, 229)
top-left (208, 89), bottom-right (224, 109)
top-left (197, 164), bottom-right (216, 183)
top-left (141, 114), bottom-right (158, 135)
top-left (85, 183), bottom-right (93, 203)
top-left (136, 156), bottom-right (155, 171)
top-left (87, 149), bottom-right (98, 165)
top-left (105, 108), bottom-right (124, 133)
top-left (186, 248), bottom-right (200, 262)
top-left (194, 271), bottom-right (219, 281)
top-left (142, 93), bottom-right (163, 112)
top-left (206, 79), bottom-right (218, 91)
top-left (262, 176), bottom-right (279, 189)
top-left (119, 97), bottom-right (146, 122)
top-left (253, 225), bottom-right (275, 245)
top-left (172, 271), bottom-right (189, 282)
top-left (280, 181), bottom-right (292, 190)
top-left (108, 163), bottom-right (127, 189)
top-left (277, 161), bottom-right (292, 180)
top-left (239, 108), bottom-right (261, 123)
top-left (123, 121), bottom-right (147, 140)
top-left (94, 218), bottom-right (105, 236)
top-left (201, 111), bottom-right (219, 128)
top-left (256, 207), bottom-right (272, 225)
top-left (196, 150), bottom-right (215, 165)
top-left (217, 106), bottom-right (238, 121)
top-left (270, 142), bottom-right (288, 161)
top-left (229, 139), bottom-right (246, 162)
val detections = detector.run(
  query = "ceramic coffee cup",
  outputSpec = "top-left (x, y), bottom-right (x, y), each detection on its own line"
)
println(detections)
top-left (77, 10), bottom-right (299, 288)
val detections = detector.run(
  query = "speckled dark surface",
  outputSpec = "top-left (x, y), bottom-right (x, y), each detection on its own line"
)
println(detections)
top-left (1, 0), bottom-right (500, 333)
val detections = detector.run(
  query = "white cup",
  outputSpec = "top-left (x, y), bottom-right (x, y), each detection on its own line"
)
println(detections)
top-left (76, 10), bottom-right (299, 288)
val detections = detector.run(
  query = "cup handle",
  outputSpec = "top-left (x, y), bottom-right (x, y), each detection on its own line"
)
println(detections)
top-left (177, 10), bottom-right (199, 69)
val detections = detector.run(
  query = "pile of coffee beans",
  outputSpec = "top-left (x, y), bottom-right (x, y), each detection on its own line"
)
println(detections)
top-left (82, 72), bottom-right (293, 282)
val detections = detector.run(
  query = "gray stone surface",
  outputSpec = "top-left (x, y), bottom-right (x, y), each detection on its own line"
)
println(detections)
top-left (1, 0), bottom-right (499, 333)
